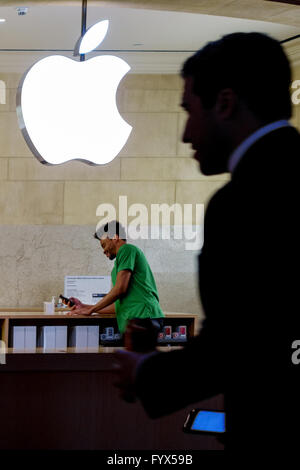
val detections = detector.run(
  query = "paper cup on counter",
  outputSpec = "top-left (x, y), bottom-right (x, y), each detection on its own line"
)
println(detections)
top-left (44, 301), bottom-right (54, 314)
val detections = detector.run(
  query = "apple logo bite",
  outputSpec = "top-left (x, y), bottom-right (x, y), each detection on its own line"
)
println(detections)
top-left (16, 20), bottom-right (132, 165)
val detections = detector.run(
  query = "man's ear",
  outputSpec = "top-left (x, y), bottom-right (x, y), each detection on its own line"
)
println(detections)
top-left (215, 88), bottom-right (237, 119)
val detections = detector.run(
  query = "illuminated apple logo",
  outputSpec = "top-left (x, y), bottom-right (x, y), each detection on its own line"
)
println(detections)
top-left (16, 20), bottom-right (132, 165)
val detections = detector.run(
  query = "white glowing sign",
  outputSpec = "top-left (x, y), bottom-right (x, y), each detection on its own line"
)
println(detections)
top-left (16, 21), bottom-right (132, 165)
top-left (79, 20), bottom-right (109, 54)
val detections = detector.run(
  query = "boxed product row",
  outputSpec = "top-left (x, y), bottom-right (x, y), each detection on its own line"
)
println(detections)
top-left (158, 325), bottom-right (187, 342)
top-left (10, 323), bottom-right (189, 351)
top-left (12, 325), bottom-right (102, 351)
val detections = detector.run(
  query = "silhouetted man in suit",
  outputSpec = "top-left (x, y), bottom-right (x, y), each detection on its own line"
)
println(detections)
top-left (116, 32), bottom-right (300, 452)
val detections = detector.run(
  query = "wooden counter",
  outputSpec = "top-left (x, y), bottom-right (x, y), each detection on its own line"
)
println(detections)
top-left (0, 349), bottom-right (223, 450)
top-left (0, 310), bottom-right (200, 348)
top-left (0, 310), bottom-right (221, 450)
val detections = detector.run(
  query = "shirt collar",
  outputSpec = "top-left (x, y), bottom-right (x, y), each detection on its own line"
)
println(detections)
top-left (228, 120), bottom-right (291, 174)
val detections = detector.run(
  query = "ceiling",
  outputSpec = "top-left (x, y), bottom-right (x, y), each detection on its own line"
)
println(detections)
top-left (0, 2), bottom-right (299, 73)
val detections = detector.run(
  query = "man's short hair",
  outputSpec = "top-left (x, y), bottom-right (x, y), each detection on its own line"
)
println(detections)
top-left (94, 221), bottom-right (127, 241)
top-left (181, 32), bottom-right (292, 123)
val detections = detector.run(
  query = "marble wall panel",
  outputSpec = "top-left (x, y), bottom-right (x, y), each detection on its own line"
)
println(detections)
top-left (119, 113), bottom-right (178, 157)
top-left (176, 180), bottom-right (228, 223)
top-left (117, 88), bottom-right (182, 113)
top-left (0, 72), bottom-right (23, 90)
top-left (64, 181), bottom-right (175, 225)
top-left (121, 157), bottom-right (230, 181)
top-left (121, 74), bottom-right (182, 90)
top-left (0, 182), bottom-right (64, 224)
top-left (121, 157), bottom-right (198, 180)
top-left (9, 157), bottom-right (121, 181)
top-left (0, 112), bottom-right (32, 157)
top-left (0, 225), bottom-right (202, 318)
top-left (0, 158), bottom-right (8, 180)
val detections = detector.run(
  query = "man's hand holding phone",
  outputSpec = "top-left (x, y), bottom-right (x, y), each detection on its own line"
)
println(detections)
top-left (66, 297), bottom-right (93, 316)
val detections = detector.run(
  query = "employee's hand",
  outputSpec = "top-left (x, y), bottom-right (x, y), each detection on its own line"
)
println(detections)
top-left (66, 298), bottom-right (92, 316)
top-left (68, 297), bottom-right (83, 308)
top-left (68, 305), bottom-right (93, 316)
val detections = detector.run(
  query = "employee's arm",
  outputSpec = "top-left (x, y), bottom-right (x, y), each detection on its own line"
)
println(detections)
top-left (94, 304), bottom-right (116, 314)
top-left (70, 270), bottom-right (132, 316)
top-left (68, 301), bottom-right (115, 315)
top-left (92, 270), bottom-right (131, 312)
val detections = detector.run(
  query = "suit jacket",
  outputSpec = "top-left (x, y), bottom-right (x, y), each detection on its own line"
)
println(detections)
top-left (136, 126), bottom-right (300, 451)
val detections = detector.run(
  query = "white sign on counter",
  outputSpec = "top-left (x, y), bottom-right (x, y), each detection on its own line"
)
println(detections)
top-left (64, 276), bottom-right (111, 305)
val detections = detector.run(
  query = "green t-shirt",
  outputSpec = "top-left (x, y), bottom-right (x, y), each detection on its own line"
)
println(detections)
top-left (111, 243), bottom-right (164, 333)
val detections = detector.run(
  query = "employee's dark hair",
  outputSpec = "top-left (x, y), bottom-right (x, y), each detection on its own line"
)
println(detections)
top-left (181, 32), bottom-right (292, 123)
top-left (94, 220), bottom-right (127, 241)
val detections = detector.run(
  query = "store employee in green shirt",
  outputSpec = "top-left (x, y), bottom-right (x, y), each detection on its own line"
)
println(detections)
top-left (69, 221), bottom-right (164, 335)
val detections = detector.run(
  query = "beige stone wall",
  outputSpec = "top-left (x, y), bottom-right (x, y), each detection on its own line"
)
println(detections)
top-left (0, 69), bottom-right (299, 320)
top-left (0, 73), bottom-right (228, 225)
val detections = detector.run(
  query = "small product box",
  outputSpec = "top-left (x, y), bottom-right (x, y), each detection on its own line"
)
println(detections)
top-left (172, 332), bottom-right (180, 341)
top-left (25, 326), bottom-right (37, 351)
top-left (105, 327), bottom-right (114, 340)
top-left (177, 325), bottom-right (187, 341)
top-left (157, 332), bottom-right (165, 343)
top-left (87, 325), bottom-right (99, 350)
top-left (13, 326), bottom-right (25, 350)
top-left (38, 326), bottom-right (67, 351)
top-left (69, 325), bottom-right (99, 350)
top-left (43, 301), bottom-right (55, 314)
top-left (38, 326), bottom-right (56, 350)
top-left (163, 325), bottom-right (172, 340)
top-left (69, 326), bottom-right (88, 349)
top-left (55, 326), bottom-right (68, 351)
top-left (13, 326), bottom-right (37, 351)
top-left (100, 327), bottom-right (116, 343)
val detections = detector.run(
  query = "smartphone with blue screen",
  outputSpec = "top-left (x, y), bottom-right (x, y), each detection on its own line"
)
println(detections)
top-left (183, 409), bottom-right (226, 435)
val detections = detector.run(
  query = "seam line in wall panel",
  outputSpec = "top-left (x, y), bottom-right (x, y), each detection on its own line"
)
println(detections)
top-left (176, 112), bottom-right (180, 157)
top-left (5, 179), bottom-right (229, 183)
top-left (62, 181), bottom-right (65, 225)
top-left (123, 111), bottom-right (177, 114)
top-left (120, 158), bottom-right (123, 181)
top-left (120, 156), bottom-right (153, 159)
